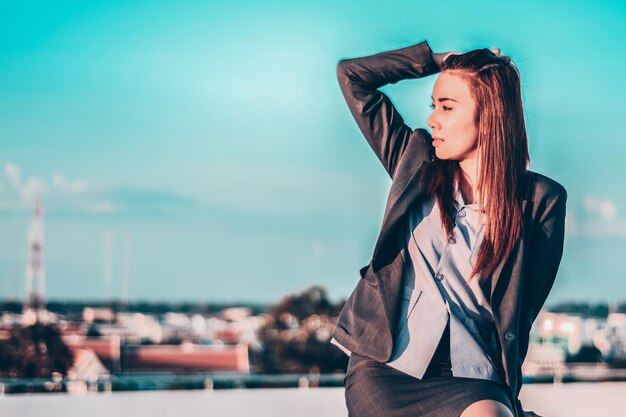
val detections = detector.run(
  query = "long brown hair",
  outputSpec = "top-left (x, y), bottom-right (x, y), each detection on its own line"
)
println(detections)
top-left (420, 48), bottom-right (530, 283)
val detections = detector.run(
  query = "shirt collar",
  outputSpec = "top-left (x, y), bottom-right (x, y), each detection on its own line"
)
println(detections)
top-left (454, 181), bottom-right (483, 211)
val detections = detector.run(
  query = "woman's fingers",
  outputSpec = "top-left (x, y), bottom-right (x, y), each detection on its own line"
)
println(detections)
top-left (437, 49), bottom-right (500, 69)
top-left (444, 52), bottom-right (460, 61)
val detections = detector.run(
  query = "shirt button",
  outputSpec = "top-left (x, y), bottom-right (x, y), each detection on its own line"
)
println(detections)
top-left (504, 331), bottom-right (516, 342)
top-left (458, 208), bottom-right (467, 218)
top-left (435, 272), bottom-right (444, 281)
top-left (448, 236), bottom-right (457, 245)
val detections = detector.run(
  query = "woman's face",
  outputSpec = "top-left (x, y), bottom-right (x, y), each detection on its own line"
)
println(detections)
top-left (426, 71), bottom-right (479, 162)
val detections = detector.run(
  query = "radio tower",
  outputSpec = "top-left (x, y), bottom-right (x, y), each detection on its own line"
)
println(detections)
top-left (24, 197), bottom-right (46, 311)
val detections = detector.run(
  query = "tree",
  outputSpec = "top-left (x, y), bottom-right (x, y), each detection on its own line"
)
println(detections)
top-left (566, 345), bottom-right (603, 363)
top-left (253, 285), bottom-right (349, 374)
top-left (0, 322), bottom-right (74, 378)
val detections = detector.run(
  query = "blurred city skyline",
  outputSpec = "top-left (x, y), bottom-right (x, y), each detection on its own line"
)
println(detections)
top-left (1, 1), bottom-right (625, 303)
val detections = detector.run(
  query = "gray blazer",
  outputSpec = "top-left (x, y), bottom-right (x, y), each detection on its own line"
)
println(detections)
top-left (331, 39), bottom-right (567, 417)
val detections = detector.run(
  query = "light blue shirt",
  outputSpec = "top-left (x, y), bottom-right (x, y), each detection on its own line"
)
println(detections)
top-left (332, 183), bottom-right (505, 384)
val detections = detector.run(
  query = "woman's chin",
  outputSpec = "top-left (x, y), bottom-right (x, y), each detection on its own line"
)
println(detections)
top-left (434, 149), bottom-right (462, 161)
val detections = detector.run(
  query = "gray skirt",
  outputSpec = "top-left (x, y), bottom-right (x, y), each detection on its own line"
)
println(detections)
top-left (344, 321), bottom-right (514, 417)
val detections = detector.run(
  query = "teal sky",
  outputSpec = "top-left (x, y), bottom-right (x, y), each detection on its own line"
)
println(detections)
top-left (1, 1), bottom-right (625, 305)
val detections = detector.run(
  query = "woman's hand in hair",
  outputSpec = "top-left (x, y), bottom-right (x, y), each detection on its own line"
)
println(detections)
top-left (433, 48), bottom-right (501, 70)
top-left (432, 52), bottom-right (459, 69)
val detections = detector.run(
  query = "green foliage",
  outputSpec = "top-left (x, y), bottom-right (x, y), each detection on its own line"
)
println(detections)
top-left (0, 322), bottom-right (74, 378)
top-left (253, 286), bottom-right (348, 374)
top-left (566, 345), bottom-right (603, 363)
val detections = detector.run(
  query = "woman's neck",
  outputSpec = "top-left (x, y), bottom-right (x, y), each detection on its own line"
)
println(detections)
top-left (459, 157), bottom-right (480, 204)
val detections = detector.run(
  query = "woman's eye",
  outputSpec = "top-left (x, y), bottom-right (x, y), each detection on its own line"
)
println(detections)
top-left (429, 104), bottom-right (452, 111)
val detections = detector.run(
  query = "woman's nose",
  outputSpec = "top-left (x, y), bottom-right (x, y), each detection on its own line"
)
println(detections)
top-left (427, 113), bottom-right (438, 130)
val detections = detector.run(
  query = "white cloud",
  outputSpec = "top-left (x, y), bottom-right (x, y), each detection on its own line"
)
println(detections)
top-left (3, 162), bottom-right (96, 211)
top-left (21, 177), bottom-right (48, 201)
top-left (4, 163), bottom-right (49, 204)
top-left (567, 196), bottom-right (626, 239)
top-left (568, 217), bottom-right (626, 239)
top-left (52, 174), bottom-right (91, 193)
top-left (565, 214), bottom-right (577, 237)
top-left (5, 163), bottom-right (22, 190)
top-left (583, 196), bottom-right (617, 220)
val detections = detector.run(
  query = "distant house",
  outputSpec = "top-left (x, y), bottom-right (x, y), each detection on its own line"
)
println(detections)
top-left (67, 348), bottom-right (110, 381)
top-left (64, 334), bottom-right (122, 372)
top-left (122, 342), bottom-right (249, 373)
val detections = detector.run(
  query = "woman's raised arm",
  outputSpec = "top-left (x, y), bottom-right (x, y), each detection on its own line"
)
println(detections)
top-left (336, 40), bottom-right (441, 179)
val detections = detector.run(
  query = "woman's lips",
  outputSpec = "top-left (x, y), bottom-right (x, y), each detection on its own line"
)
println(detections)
top-left (432, 137), bottom-right (444, 145)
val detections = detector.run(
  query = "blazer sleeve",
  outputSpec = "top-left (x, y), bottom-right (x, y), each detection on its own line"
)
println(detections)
top-left (524, 188), bottom-right (568, 325)
top-left (336, 40), bottom-right (440, 179)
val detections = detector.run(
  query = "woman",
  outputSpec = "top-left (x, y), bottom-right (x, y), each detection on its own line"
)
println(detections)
top-left (330, 39), bottom-right (567, 417)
